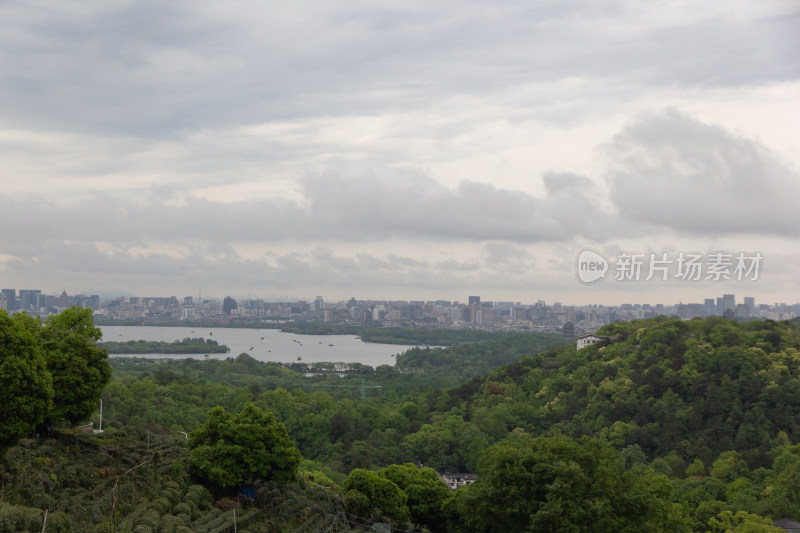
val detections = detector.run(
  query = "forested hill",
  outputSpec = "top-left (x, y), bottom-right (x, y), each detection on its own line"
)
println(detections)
top-left (5, 312), bottom-right (800, 531)
top-left (453, 316), bottom-right (800, 464)
top-left (396, 331), bottom-right (571, 376)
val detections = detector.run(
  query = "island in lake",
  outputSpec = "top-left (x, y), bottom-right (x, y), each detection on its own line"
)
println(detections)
top-left (98, 337), bottom-right (230, 354)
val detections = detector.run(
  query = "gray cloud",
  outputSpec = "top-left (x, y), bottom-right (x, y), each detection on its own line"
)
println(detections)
top-left (0, 238), bottom-right (559, 298)
top-left (606, 109), bottom-right (800, 235)
top-left (1, 1), bottom-right (796, 137)
top-left (2, 109), bottom-right (796, 258)
top-left (0, 166), bottom-right (619, 245)
top-left (0, 0), bottom-right (797, 303)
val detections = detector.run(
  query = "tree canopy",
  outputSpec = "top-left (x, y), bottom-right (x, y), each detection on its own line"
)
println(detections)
top-left (379, 463), bottom-right (451, 532)
top-left (341, 468), bottom-right (410, 526)
top-left (1, 307), bottom-right (111, 448)
top-left (444, 433), bottom-right (676, 532)
top-left (188, 403), bottom-right (302, 488)
top-left (0, 312), bottom-right (53, 446)
top-left (40, 306), bottom-right (112, 425)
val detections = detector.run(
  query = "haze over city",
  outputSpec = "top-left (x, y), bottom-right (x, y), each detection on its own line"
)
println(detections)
top-left (1, 1), bottom-right (798, 305)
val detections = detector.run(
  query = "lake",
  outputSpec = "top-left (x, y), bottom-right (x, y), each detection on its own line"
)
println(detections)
top-left (99, 325), bottom-right (416, 367)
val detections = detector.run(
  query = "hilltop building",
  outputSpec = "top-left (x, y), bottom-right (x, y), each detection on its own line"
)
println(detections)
top-left (440, 472), bottom-right (478, 490)
top-left (576, 333), bottom-right (616, 350)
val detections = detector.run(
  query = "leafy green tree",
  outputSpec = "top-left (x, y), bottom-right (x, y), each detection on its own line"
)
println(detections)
top-left (763, 458), bottom-right (800, 519)
top-left (707, 510), bottom-right (783, 532)
top-left (188, 403), bottom-right (301, 488)
top-left (40, 307), bottom-right (111, 425)
top-left (379, 463), bottom-right (450, 532)
top-left (686, 458), bottom-right (706, 477)
top-left (341, 468), bottom-right (409, 526)
top-left (0, 311), bottom-right (53, 447)
top-left (444, 434), bottom-right (679, 532)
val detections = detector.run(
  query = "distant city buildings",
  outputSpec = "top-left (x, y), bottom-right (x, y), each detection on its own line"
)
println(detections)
top-left (0, 287), bottom-right (797, 334)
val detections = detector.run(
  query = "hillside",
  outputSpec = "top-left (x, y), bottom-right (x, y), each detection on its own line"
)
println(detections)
top-left (2, 314), bottom-right (800, 531)
top-left (464, 316), bottom-right (800, 464)
top-left (0, 430), bottom-right (363, 532)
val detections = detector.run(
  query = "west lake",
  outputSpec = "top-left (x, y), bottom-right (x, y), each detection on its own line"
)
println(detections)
top-left (99, 326), bottom-right (416, 367)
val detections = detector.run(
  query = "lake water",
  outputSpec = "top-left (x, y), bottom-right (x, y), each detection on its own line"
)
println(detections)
top-left (99, 326), bottom-right (415, 367)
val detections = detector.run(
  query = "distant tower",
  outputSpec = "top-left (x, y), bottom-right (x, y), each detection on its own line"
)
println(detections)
top-left (223, 296), bottom-right (238, 315)
top-left (744, 297), bottom-right (755, 316)
top-left (722, 294), bottom-right (735, 316)
top-left (466, 296), bottom-right (481, 323)
top-left (562, 321), bottom-right (575, 338)
top-left (1, 289), bottom-right (16, 310)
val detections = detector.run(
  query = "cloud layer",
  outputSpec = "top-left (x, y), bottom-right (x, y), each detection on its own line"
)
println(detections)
top-left (606, 109), bottom-right (800, 235)
top-left (2, 110), bottom-right (795, 249)
top-left (0, 1), bottom-right (797, 301)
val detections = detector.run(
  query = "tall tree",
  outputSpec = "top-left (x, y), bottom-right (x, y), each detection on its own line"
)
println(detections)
top-left (379, 463), bottom-right (451, 532)
top-left (188, 403), bottom-right (302, 488)
top-left (0, 311), bottom-right (53, 447)
top-left (40, 307), bottom-right (111, 425)
top-left (444, 434), bottom-right (678, 532)
top-left (341, 468), bottom-right (410, 526)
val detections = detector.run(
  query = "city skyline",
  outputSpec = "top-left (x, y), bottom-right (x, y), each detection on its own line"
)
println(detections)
top-left (2, 284), bottom-right (797, 313)
top-left (1, 1), bottom-right (798, 303)
top-left (4, 286), bottom-right (798, 343)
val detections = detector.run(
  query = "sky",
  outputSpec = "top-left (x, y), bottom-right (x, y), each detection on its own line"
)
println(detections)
top-left (1, 0), bottom-right (799, 305)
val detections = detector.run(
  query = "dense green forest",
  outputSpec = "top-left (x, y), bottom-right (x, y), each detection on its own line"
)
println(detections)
top-left (99, 338), bottom-right (230, 354)
top-left (2, 311), bottom-right (800, 531)
top-left (395, 331), bottom-right (571, 375)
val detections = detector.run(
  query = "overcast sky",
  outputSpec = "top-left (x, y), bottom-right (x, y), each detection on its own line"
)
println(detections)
top-left (1, 0), bottom-right (798, 305)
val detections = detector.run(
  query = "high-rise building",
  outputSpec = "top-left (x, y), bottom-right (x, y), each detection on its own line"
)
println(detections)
top-left (223, 296), bottom-right (238, 315)
top-left (2, 289), bottom-right (17, 310)
top-left (468, 296), bottom-right (480, 306)
top-left (477, 308), bottom-right (496, 325)
top-left (722, 294), bottom-right (736, 316)
top-left (744, 297), bottom-right (755, 316)
top-left (513, 307), bottom-right (529, 321)
top-left (19, 289), bottom-right (42, 312)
